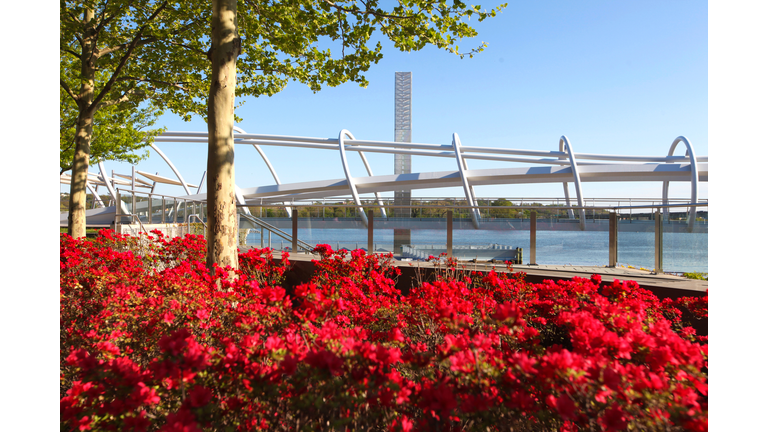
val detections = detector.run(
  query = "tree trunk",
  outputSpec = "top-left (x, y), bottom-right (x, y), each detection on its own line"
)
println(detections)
top-left (206, 0), bottom-right (240, 272)
top-left (67, 111), bottom-right (94, 238)
top-left (67, 8), bottom-right (96, 239)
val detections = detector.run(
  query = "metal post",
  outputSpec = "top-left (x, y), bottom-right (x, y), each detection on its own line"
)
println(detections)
top-left (115, 189), bottom-right (122, 233)
top-left (654, 209), bottom-right (663, 273)
top-left (368, 210), bottom-right (374, 254)
top-left (530, 210), bottom-right (537, 265)
top-left (131, 166), bottom-right (136, 216)
top-left (148, 194), bottom-right (153, 224)
top-left (292, 207), bottom-right (298, 253)
top-left (446, 210), bottom-right (453, 258)
top-left (161, 197), bottom-right (166, 224)
top-left (609, 212), bottom-right (618, 267)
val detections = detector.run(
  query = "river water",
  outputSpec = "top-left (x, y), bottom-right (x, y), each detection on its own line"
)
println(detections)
top-left (246, 228), bottom-right (708, 273)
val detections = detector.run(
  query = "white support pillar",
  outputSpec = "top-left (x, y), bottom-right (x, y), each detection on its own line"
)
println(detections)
top-left (558, 136), bottom-right (586, 231)
top-left (234, 126), bottom-right (291, 218)
top-left (451, 133), bottom-right (480, 229)
top-left (338, 129), bottom-right (369, 227)
top-left (661, 136), bottom-right (698, 233)
top-left (98, 161), bottom-right (129, 214)
top-left (149, 143), bottom-right (192, 196)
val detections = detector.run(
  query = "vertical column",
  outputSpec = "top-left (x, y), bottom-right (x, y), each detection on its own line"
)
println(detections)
top-left (394, 72), bottom-right (412, 255)
top-left (292, 207), bottom-right (298, 254)
top-left (530, 210), bottom-right (537, 265)
top-left (609, 212), bottom-right (618, 267)
top-left (446, 210), bottom-right (453, 258)
top-left (131, 166), bottom-right (136, 217)
top-left (368, 210), bottom-right (374, 255)
top-left (654, 210), bottom-right (663, 273)
top-left (115, 189), bottom-right (122, 233)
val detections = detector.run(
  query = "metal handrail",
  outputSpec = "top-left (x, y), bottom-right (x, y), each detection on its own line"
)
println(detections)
top-left (120, 214), bottom-right (149, 235)
top-left (239, 213), bottom-right (315, 253)
top-left (187, 214), bottom-right (207, 237)
top-left (238, 202), bottom-right (708, 212)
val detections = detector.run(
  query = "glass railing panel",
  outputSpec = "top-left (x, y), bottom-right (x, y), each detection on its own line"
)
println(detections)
top-left (240, 211), bottom-right (370, 254)
top-left (617, 212), bottom-right (655, 271)
top-left (121, 197), bottom-right (133, 215)
top-left (534, 213), bottom-right (609, 267)
top-left (429, 215), bottom-right (529, 264)
top-left (167, 199), bottom-right (181, 223)
top-left (151, 198), bottom-right (164, 224)
top-left (135, 195), bottom-right (149, 222)
top-left (297, 213), bottom-right (369, 253)
top-left (662, 206), bottom-right (708, 274)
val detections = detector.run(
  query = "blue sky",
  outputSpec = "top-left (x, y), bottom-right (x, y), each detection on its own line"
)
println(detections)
top-left (69, 0), bottom-right (708, 202)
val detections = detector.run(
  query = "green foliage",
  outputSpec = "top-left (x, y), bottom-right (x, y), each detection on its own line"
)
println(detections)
top-left (60, 85), bottom-right (163, 173)
top-left (60, 0), bottom-right (507, 237)
top-left (682, 272), bottom-right (708, 281)
top-left (61, 0), bottom-right (508, 126)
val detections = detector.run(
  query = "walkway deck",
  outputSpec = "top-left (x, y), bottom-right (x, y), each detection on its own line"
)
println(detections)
top-left (277, 251), bottom-right (707, 297)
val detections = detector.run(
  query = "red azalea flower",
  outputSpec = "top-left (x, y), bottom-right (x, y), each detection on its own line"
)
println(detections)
top-left (601, 405), bottom-right (628, 432)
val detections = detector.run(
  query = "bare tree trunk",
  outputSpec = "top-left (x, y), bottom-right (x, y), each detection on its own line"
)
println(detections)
top-left (206, 0), bottom-right (240, 272)
top-left (68, 112), bottom-right (94, 238)
top-left (67, 8), bottom-right (96, 239)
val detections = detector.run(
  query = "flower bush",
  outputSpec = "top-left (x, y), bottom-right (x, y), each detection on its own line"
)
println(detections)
top-left (61, 231), bottom-right (707, 431)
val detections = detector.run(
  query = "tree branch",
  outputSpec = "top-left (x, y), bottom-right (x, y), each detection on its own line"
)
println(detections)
top-left (90, 1), bottom-right (169, 114)
top-left (320, 0), bottom-right (415, 20)
top-left (62, 47), bottom-right (82, 59)
top-left (97, 36), bottom-right (159, 58)
top-left (61, 79), bottom-right (79, 103)
top-left (164, 40), bottom-right (207, 56)
top-left (115, 76), bottom-right (189, 92)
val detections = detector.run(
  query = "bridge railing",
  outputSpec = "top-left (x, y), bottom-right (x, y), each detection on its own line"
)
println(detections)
top-left (236, 201), bottom-right (707, 274)
top-left (111, 188), bottom-right (707, 274)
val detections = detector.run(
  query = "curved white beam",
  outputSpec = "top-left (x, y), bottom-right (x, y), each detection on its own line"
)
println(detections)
top-left (452, 133), bottom-right (481, 229)
top-left (149, 143), bottom-right (192, 195)
top-left (338, 129), bottom-right (369, 227)
top-left (233, 126), bottom-right (285, 217)
top-left (97, 161), bottom-right (129, 214)
top-left (662, 136), bottom-right (698, 232)
top-left (558, 136), bottom-right (586, 230)
top-left (232, 162), bottom-right (707, 203)
top-left (86, 183), bottom-right (105, 208)
top-left (234, 185), bottom-right (252, 216)
top-left (349, 140), bottom-right (387, 218)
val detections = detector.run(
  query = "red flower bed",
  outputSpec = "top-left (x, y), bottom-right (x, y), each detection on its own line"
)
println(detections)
top-left (60, 230), bottom-right (707, 431)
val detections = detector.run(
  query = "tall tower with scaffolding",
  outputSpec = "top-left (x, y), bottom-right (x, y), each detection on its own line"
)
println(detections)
top-left (394, 72), bottom-right (412, 254)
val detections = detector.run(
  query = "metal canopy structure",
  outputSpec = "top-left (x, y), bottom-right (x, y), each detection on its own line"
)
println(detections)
top-left (62, 129), bottom-right (708, 231)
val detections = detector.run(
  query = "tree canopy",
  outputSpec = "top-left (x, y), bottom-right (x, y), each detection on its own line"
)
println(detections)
top-left (60, 0), bottom-right (507, 247)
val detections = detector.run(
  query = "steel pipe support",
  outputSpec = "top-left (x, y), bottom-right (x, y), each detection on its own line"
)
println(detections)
top-left (451, 133), bottom-right (481, 229)
top-left (662, 136), bottom-right (698, 232)
top-left (558, 136), bottom-right (586, 230)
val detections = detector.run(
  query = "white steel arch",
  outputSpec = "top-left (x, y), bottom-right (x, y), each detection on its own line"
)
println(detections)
top-left (97, 161), bottom-right (129, 214)
top-left (149, 143), bottom-right (192, 196)
top-left (452, 133), bottom-right (481, 229)
top-left (558, 136), bottom-right (586, 231)
top-left (662, 136), bottom-right (698, 232)
top-left (233, 126), bottom-right (285, 217)
top-left (338, 129), bottom-right (369, 226)
top-left (64, 129), bottom-right (708, 231)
